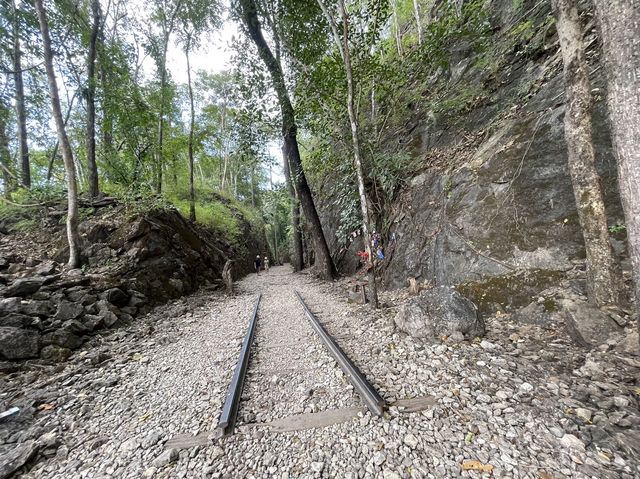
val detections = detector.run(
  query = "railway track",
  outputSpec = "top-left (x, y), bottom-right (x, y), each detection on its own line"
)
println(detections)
top-left (213, 290), bottom-right (385, 438)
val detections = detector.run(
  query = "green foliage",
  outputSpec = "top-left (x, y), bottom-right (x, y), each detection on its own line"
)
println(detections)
top-left (0, 185), bottom-right (66, 232)
top-left (609, 223), bottom-right (626, 234)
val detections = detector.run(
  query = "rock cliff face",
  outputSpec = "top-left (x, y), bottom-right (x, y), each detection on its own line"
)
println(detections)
top-left (320, 1), bottom-right (626, 311)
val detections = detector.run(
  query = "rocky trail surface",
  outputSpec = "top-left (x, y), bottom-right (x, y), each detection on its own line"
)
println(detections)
top-left (1, 266), bottom-right (639, 479)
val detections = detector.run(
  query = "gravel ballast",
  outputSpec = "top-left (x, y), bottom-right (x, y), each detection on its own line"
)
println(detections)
top-left (1, 266), bottom-right (638, 479)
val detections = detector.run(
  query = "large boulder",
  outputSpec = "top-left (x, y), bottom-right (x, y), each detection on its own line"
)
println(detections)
top-left (394, 286), bottom-right (484, 340)
top-left (0, 327), bottom-right (40, 359)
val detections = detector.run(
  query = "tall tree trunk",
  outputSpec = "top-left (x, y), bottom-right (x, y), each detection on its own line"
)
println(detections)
top-left (35, 0), bottom-right (81, 268)
top-left (413, 0), bottom-right (422, 45)
top-left (593, 0), bottom-right (640, 333)
top-left (12, 0), bottom-right (30, 188)
top-left (153, 1), bottom-right (182, 194)
top-left (186, 37), bottom-right (196, 222)
top-left (283, 148), bottom-right (303, 271)
top-left (86, 0), bottom-right (100, 198)
top-left (156, 42), bottom-right (167, 194)
top-left (239, 0), bottom-right (336, 280)
top-left (553, 0), bottom-right (623, 306)
top-left (47, 89), bottom-right (78, 181)
top-left (0, 104), bottom-right (12, 197)
top-left (392, 0), bottom-right (403, 57)
top-left (98, 25), bottom-right (114, 163)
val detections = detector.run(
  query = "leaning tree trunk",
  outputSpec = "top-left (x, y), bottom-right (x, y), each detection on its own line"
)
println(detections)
top-left (185, 36), bottom-right (196, 222)
top-left (12, 0), bottom-right (30, 188)
top-left (86, 0), bottom-right (100, 198)
top-left (593, 0), bottom-right (640, 334)
top-left (283, 149), bottom-right (303, 271)
top-left (553, 0), bottom-right (623, 306)
top-left (239, 0), bottom-right (336, 280)
top-left (35, 0), bottom-right (81, 268)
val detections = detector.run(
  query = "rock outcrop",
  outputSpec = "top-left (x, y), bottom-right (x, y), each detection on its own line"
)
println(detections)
top-left (317, 1), bottom-right (628, 312)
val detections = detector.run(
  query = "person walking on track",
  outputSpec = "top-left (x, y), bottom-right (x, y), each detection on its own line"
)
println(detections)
top-left (254, 255), bottom-right (262, 275)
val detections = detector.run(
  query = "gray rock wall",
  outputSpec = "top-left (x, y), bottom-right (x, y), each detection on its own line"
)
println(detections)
top-left (318, 0), bottom-right (625, 309)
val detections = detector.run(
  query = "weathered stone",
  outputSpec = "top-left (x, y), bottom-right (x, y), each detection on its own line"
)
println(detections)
top-left (561, 298), bottom-right (623, 348)
top-left (560, 434), bottom-right (586, 451)
top-left (54, 301), bottom-right (85, 321)
top-left (40, 345), bottom-right (72, 362)
top-left (575, 408), bottom-right (592, 422)
top-left (0, 297), bottom-right (20, 316)
top-left (0, 327), bottom-right (40, 359)
top-left (4, 277), bottom-right (46, 297)
top-left (81, 314), bottom-right (104, 331)
top-left (99, 310), bottom-right (118, 328)
top-left (41, 329), bottom-right (82, 350)
top-left (120, 306), bottom-right (137, 316)
top-left (129, 293), bottom-right (148, 308)
top-left (0, 440), bottom-right (39, 478)
top-left (65, 287), bottom-right (91, 303)
top-left (512, 299), bottom-right (557, 326)
top-left (615, 331), bottom-right (639, 356)
top-left (18, 300), bottom-right (54, 318)
top-left (62, 319), bottom-right (89, 334)
top-left (97, 299), bottom-right (118, 314)
top-left (55, 275), bottom-right (91, 289)
top-left (0, 313), bottom-right (33, 328)
top-left (152, 449), bottom-right (178, 468)
top-left (101, 288), bottom-right (129, 307)
top-left (394, 286), bottom-right (484, 339)
top-left (33, 260), bottom-right (57, 276)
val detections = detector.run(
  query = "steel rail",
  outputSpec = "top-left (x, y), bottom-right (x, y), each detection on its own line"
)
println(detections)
top-left (294, 291), bottom-right (386, 417)
top-left (214, 293), bottom-right (262, 438)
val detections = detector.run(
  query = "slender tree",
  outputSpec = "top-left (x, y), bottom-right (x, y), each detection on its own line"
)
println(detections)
top-left (151, 0), bottom-right (183, 193)
top-left (0, 100), bottom-right (12, 197)
top-left (35, 0), bottom-right (81, 268)
top-left (412, 0), bottom-right (422, 45)
top-left (185, 33), bottom-right (196, 221)
top-left (593, 0), bottom-right (640, 332)
top-left (12, 0), bottom-right (30, 188)
top-left (238, 0), bottom-right (336, 280)
top-left (552, 0), bottom-right (623, 305)
top-left (316, 0), bottom-right (379, 306)
top-left (86, 0), bottom-right (101, 198)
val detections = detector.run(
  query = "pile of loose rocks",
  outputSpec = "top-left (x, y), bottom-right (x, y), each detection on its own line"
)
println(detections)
top-left (0, 258), bottom-right (149, 362)
top-left (0, 201), bottom-right (265, 363)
